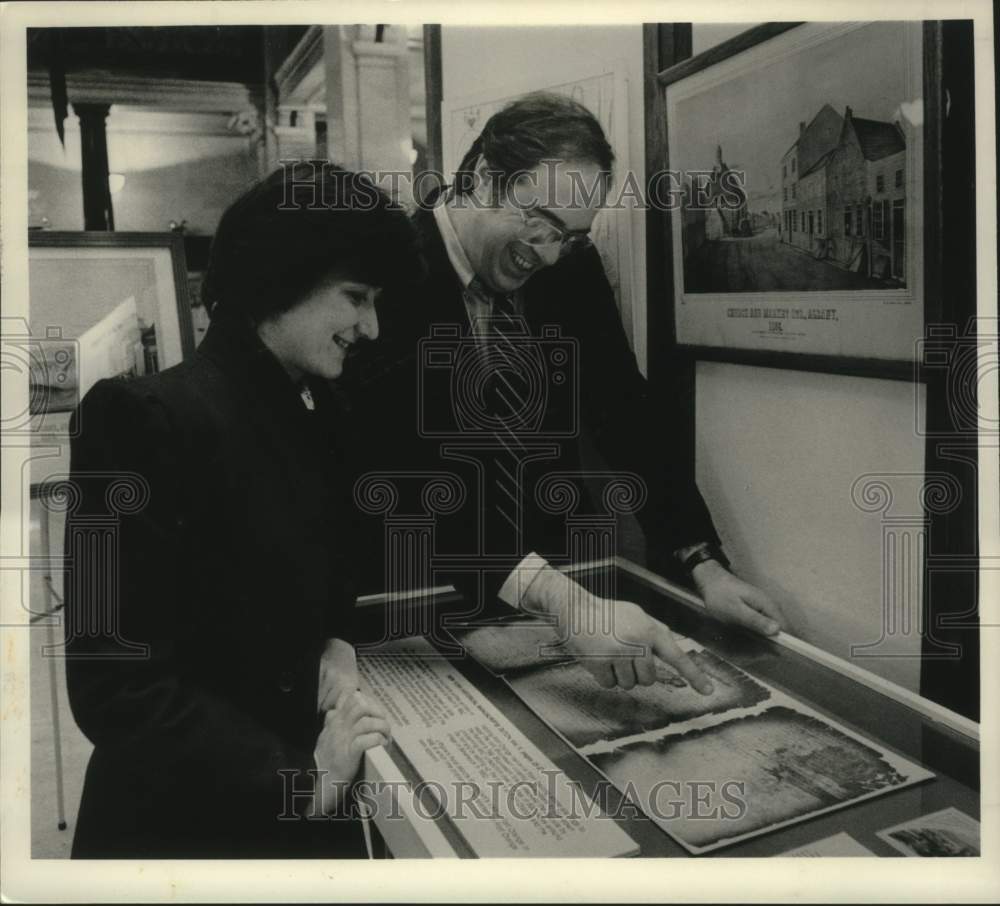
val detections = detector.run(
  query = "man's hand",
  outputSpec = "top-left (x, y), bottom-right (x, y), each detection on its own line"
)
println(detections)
top-left (312, 688), bottom-right (391, 816)
top-left (522, 567), bottom-right (714, 694)
top-left (318, 637), bottom-right (359, 712)
top-left (690, 558), bottom-right (783, 637)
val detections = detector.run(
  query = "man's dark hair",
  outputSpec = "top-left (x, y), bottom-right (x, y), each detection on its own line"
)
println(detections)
top-left (202, 161), bottom-right (424, 322)
top-left (453, 91), bottom-right (615, 197)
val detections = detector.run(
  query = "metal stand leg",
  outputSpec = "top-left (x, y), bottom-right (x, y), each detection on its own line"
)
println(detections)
top-left (38, 504), bottom-right (68, 831)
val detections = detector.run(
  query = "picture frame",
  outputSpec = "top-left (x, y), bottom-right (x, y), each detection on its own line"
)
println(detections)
top-left (26, 231), bottom-right (193, 418)
top-left (25, 231), bottom-right (193, 486)
top-left (659, 21), bottom-right (934, 376)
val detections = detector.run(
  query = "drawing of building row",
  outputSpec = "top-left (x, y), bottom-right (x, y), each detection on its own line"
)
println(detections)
top-left (679, 144), bottom-right (753, 263)
top-left (780, 104), bottom-right (907, 284)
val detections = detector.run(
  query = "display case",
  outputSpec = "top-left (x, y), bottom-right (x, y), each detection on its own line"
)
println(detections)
top-left (357, 557), bottom-right (979, 858)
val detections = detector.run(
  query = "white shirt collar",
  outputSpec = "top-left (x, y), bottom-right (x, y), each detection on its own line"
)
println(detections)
top-left (432, 196), bottom-right (477, 290)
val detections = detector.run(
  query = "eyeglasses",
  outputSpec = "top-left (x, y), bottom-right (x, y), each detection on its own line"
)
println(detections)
top-left (513, 204), bottom-right (593, 257)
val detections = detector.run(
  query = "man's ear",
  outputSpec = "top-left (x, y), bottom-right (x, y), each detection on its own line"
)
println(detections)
top-left (472, 155), bottom-right (499, 206)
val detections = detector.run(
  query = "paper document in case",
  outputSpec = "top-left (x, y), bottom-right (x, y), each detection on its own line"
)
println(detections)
top-left (506, 649), bottom-right (770, 748)
top-left (449, 619), bottom-right (575, 675)
top-left (876, 807), bottom-right (980, 857)
top-left (449, 622), bottom-right (934, 854)
top-left (590, 704), bottom-right (932, 854)
top-left (450, 617), bottom-right (687, 677)
top-left (357, 636), bottom-right (639, 858)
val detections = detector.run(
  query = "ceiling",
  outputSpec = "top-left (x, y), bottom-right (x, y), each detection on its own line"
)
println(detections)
top-left (27, 26), bottom-right (310, 86)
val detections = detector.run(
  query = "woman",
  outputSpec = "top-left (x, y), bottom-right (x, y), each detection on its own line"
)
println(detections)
top-left (63, 164), bottom-right (423, 858)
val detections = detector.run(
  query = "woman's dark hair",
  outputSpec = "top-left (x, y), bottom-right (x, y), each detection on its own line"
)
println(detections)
top-left (202, 162), bottom-right (424, 322)
top-left (453, 91), bottom-right (615, 197)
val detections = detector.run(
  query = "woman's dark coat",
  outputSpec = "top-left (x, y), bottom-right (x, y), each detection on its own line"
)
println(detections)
top-left (64, 309), bottom-right (365, 858)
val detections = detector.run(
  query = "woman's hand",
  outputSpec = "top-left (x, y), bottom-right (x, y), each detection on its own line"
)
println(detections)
top-left (317, 638), bottom-right (359, 712)
top-left (312, 689), bottom-right (391, 816)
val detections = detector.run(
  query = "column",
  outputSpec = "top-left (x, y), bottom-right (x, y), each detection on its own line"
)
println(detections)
top-left (323, 26), bottom-right (413, 200)
top-left (75, 103), bottom-right (114, 230)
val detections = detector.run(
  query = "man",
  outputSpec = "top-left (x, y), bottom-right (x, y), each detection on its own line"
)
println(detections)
top-left (348, 92), bottom-right (782, 693)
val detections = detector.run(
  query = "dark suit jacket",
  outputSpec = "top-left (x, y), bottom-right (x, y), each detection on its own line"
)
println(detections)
top-left (64, 308), bottom-right (365, 858)
top-left (345, 201), bottom-right (720, 609)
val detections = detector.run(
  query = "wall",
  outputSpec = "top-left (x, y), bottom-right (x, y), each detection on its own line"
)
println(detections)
top-left (28, 105), bottom-right (260, 235)
top-left (441, 26), bottom-right (648, 368)
top-left (695, 363), bottom-right (926, 691)
top-left (692, 24), bottom-right (759, 55)
top-left (686, 25), bottom-right (927, 693)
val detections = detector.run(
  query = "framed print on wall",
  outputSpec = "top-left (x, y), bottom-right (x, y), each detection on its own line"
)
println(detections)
top-left (26, 231), bottom-right (193, 419)
top-left (24, 231), bottom-right (193, 487)
top-left (661, 21), bottom-right (930, 372)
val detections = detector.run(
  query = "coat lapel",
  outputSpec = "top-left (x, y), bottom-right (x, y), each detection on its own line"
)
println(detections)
top-left (412, 204), bottom-right (471, 331)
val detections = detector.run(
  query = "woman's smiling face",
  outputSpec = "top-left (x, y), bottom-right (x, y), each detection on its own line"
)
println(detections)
top-left (258, 275), bottom-right (380, 382)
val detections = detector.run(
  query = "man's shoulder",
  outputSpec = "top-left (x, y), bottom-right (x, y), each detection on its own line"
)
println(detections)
top-left (530, 245), bottom-right (605, 288)
top-left (390, 206), bottom-right (466, 325)
top-left (524, 246), bottom-right (612, 322)
top-left (411, 206), bottom-right (454, 283)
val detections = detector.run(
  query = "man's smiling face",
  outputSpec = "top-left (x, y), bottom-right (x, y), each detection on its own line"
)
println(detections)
top-left (462, 157), bottom-right (605, 293)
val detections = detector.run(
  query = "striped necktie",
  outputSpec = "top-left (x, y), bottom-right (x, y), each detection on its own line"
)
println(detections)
top-left (479, 290), bottom-right (539, 557)
top-left (484, 291), bottom-right (534, 428)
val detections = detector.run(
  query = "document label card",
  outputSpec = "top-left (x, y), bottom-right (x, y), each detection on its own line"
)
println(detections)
top-left (359, 636), bottom-right (639, 858)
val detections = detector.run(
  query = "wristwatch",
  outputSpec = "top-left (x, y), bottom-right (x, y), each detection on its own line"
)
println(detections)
top-left (676, 541), bottom-right (730, 574)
